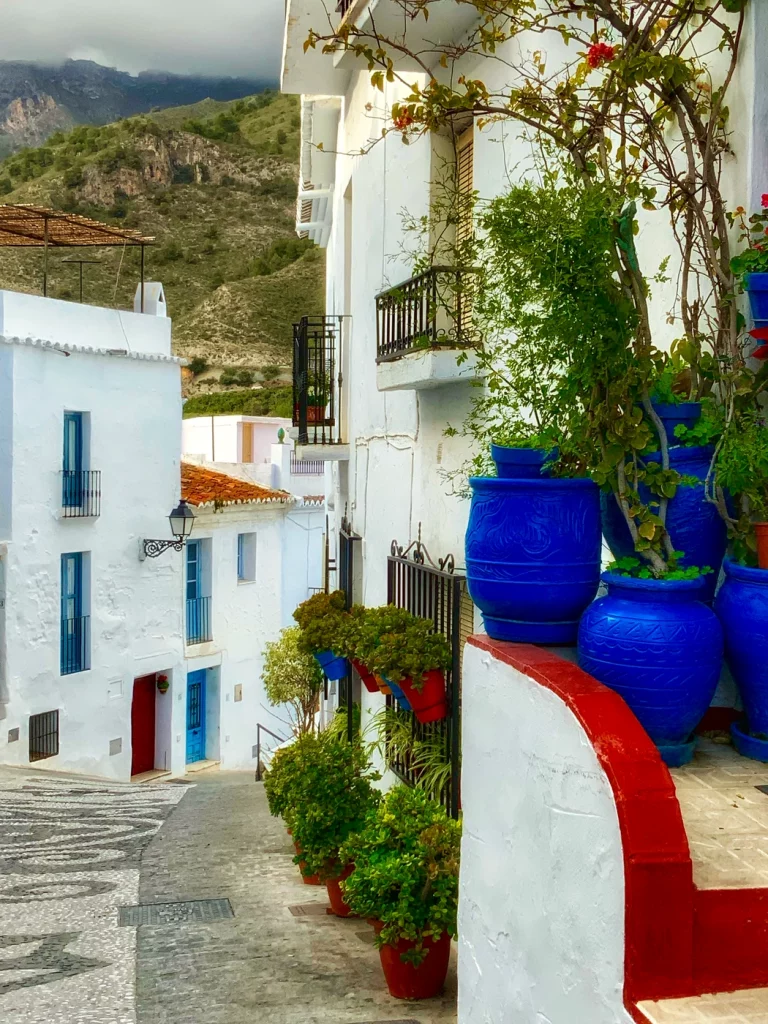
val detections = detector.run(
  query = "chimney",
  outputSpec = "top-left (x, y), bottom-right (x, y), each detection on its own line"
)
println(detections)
top-left (134, 282), bottom-right (167, 317)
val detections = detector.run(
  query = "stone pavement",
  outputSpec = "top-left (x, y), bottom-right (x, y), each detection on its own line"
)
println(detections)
top-left (136, 768), bottom-right (458, 1024)
top-left (0, 764), bottom-right (457, 1024)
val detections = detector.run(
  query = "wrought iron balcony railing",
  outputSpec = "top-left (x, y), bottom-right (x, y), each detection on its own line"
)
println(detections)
top-left (61, 615), bottom-right (90, 675)
top-left (186, 596), bottom-right (212, 646)
top-left (61, 470), bottom-right (101, 517)
top-left (336, 0), bottom-right (354, 21)
top-left (375, 266), bottom-right (480, 363)
top-left (290, 451), bottom-right (324, 476)
top-left (292, 315), bottom-right (345, 446)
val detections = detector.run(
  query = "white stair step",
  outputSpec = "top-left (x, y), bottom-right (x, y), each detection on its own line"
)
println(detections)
top-left (637, 987), bottom-right (768, 1022)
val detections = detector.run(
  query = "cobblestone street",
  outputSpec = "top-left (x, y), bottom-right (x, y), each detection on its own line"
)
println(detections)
top-left (0, 767), bottom-right (458, 1024)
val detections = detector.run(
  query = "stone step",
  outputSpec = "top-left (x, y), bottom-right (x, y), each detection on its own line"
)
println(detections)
top-left (637, 986), bottom-right (768, 1022)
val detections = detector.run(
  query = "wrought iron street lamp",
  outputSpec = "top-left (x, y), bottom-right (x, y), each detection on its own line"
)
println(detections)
top-left (140, 500), bottom-right (196, 560)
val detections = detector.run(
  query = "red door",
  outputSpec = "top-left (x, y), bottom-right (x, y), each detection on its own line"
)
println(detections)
top-left (131, 675), bottom-right (156, 776)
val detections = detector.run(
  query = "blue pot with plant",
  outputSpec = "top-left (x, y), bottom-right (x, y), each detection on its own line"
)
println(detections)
top-left (466, 475), bottom-right (602, 644)
top-left (578, 564), bottom-right (723, 767)
top-left (293, 590), bottom-right (350, 681)
top-left (650, 400), bottom-right (702, 440)
top-left (383, 677), bottom-right (413, 712)
top-left (314, 649), bottom-right (350, 681)
top-left (715, 559), bottom-right (768, 760)
top-left (490, 444), bottom-right (559, 479)
top-left (730, 204), bottom-right (768, 322)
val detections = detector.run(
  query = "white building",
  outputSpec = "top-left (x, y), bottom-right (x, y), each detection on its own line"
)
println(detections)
top-left (281, 3), bottom-right (768, 1021)
top-left (182, 413), bottom-right (328, 498)
top-left (0, 288), bottom-right (185, 781)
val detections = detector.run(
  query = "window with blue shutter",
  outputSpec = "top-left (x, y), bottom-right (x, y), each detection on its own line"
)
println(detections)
top-left (62, 412), bottom-right (83, 508)
top-left (60, 552), bottom-right (89, 674)
top-left (236, 533), bottom-right (256, 583)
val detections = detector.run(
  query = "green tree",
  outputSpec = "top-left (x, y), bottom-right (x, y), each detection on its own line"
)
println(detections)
top-left (261, 627), bottom-right (323, 736)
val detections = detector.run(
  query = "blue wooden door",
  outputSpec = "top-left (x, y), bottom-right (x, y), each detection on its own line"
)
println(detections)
top-left (186, 670), bottom-right (206, 763)
top-left (60, 552), bottom-right (83, 673)
top-left (62, 412), bottom-right (83, 507)
top-left (186, 541), bottom-right (200, 643)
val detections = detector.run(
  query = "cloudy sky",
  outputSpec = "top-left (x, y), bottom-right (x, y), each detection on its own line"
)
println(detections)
top-left (0, 0), bottom-right (285, 80)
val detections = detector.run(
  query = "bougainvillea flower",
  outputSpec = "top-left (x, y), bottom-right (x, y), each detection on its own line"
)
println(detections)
top-left (587, 42), bottom-right (616, 69)
top-left (392, 111), bottom-right (414, 131)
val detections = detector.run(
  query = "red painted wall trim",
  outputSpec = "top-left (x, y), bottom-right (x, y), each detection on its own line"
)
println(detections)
top-left (694, 888), bottom-right (768, 993)
top-left (467, 636), bottom-right (695, 1004)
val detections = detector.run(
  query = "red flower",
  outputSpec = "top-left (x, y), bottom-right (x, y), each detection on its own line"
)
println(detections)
top-left (762, 194), bottom-right (768, 208)
top-left (587, 42), bottom-right (616, 69)
top-left (392, 111), bottom-right (414, 131)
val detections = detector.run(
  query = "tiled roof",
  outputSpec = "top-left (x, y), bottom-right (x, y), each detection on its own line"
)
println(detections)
top-left (301, 495), bottom-right (325, 506)
top-left (181, 463), bottom-right (291, 508)
top-left (0, 334), bottom-right (183, 364)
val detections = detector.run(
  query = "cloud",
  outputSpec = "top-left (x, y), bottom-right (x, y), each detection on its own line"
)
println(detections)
top-left (0, 0), bottom-right (284, 79)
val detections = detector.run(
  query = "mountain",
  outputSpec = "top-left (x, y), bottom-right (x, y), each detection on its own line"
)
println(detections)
top-left (0, 60), bottom-right (268, 157)
top-left (0, 91), bottom-right (325, 409)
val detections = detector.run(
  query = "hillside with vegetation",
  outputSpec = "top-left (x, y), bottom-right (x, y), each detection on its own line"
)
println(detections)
top-left (0, 90), bottom-right (324, 411)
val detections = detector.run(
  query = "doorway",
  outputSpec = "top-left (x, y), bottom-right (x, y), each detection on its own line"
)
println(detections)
top-left (186, 669), bottom-right (206, 764)
top-left (131, 675), bottom-right (156, 776)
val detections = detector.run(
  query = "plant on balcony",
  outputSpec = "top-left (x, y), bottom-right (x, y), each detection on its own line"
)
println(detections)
top-left (288, 732), bottom-right (380, 914)
top-left (340, 785), bottom-right (460, 999)
top-left (368, 705), bottom-right (455, 805)
top-left (293, 590), bottom-right (350, 679)
top-left (261, 626), bottom-right (323, 736)
top-left (369, 615), bottom-right (452, 724)
top-left (729, 200), bottom-right (768, 323)
top-left (338, 604), bottom-right (413, 693)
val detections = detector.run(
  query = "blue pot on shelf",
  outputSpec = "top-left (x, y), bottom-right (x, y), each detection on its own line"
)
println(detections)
top-left (745, 273), bottom-right (768, 322)
top-left (714, 558), bottom-right (768, 761)
top-left (383, 677), bottom-right (412, 712)
top-left (466, 476), bottom-right (602, 645)
top-left (578, 573), bottom-right (723, 767)
top-left (651, 400), bottom-right (701, 442)
top-left (601, 445), bottom-right (726, 602)
top-left (491, 444), bottom-right (558, 479)
top-left (314, 649), bottom-right (349, 682)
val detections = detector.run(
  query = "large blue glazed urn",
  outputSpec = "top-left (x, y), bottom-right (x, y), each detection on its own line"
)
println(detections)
top-left (465, 476), bottom-right (602, 645)
top-left (601, 445), bottom-right (726, 601)
top-left (715, 558), bottom-right (768, 761)
top-left (578, 573), bottom-right (723, 767)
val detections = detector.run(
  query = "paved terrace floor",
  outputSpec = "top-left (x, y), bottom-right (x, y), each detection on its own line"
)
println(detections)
top-left (0, 764), bottom-right (457, 1024)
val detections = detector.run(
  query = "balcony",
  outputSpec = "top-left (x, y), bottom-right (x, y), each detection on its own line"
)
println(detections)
top-left (61, 471), bottom-right (101, 518)
top-left (375, 267), bottom-right (481, 391)
top-left (61, 616), bottom-right (90, 675)
top-left (292, 315), bottom-right (349, 460)
top-left (186, 596), bottom-right (212, 646)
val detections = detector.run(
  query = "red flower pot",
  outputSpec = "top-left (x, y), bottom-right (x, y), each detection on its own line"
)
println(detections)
top-left (370, 921), bottom-right (451, 999)
top-left (307, 405), bottom-right (325, 424)
top-left (352, 659), bottom-right (379, 694)
top-left (757, 523), bottom-right (768, 570)
top-left (398, 670), bottom-right (448, 724)
top-left (325, 862), bottom-right (356, 917)
top-left (374, 675), bottom-right (392, 696)
top-left (293, 841), bottom-right (321, 886)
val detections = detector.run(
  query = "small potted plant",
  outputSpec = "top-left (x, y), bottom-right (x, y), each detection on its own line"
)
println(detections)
top-left (369, 614), bottom-right (452, 724)
top-left (340, 785), bottom-right (460, 1000)
top-left (293, 590), bottom-right (350, 680)
top-left (156, 673), bottom-right (170, 694)
top-left (263, 736), bottom-right (323, 885)
top-left (729, 198), bottom-right (768, 323)
top-left (339, 605), bottom-right (417, 698)
top-left (288, 732), bottom-right (380, 916)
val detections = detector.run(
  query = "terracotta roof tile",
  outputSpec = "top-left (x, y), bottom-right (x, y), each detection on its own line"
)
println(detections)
top-left (181, 463), bottom-right (291, 508)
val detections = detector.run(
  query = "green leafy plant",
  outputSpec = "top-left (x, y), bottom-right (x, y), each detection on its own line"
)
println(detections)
top-left (261, 627), bottom-right (323, 736)
top-left (607, 556), bottom-right (713, 582)
top-left (293, 590), bottom-right (349, 656)
top-left (289, 732), bottom-right (380, 881)
top-left (187, 356), bottom-right (208, 376)
top-left (370, 617), bottom-right (451, 689)
top-left (340, 786), bottom-right (460, 964)
top-left (713, 411), bottom-right (768, 564)
top-left (263, 734), bottom-right (317, 824)
top-left (338, 604), bottom-right (414, 666)
top-left (729, 203), bottom-right (768, 284)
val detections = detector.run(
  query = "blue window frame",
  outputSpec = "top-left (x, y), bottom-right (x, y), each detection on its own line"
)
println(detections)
top-left (237, 534), bottom-right (245, 581)
top-left (186, 541), bottom-right (211, 644)
top-left (62, 412), bottom-right (83, 507)
top-left (61, 552), bottom-right (89, 674)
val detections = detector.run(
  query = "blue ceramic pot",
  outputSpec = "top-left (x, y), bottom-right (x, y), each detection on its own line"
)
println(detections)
top-left (314, 650), bottom-right (349, 681)
top-left (384, 677), bottom-right (412, 712)
top-left (745, 273), bottom-right (768, 322)
top-left (579, 573), bottom-right (723, 766)
top-left (466, 476), bottom-right (601, 644)
top-left (490, 445), bottom-right (557, 479)
top-left (651, 400), bottom-right (701, 442)
top-left (601, 445), bottom-right (726, 601)
top-left (715, 559), bottom-right (768, 752)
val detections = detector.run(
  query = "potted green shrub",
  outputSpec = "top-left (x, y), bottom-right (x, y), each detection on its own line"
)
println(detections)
top-left (292, 590), bottom-right (350, 680)
top-left (263, 736), bottom-right (322, 885)
top-left (339, 605), bottom-right (417, 701)
top-left (369, 614), bottom-right (452, 724)
top-left (261, 626), bottom-right (323, 735)
top-left (729, 199), bottom-right (768, 324)
top-left (289, 732), bottom-right (380, 916)
top-left (340, 785), bottom-right (460, 1000)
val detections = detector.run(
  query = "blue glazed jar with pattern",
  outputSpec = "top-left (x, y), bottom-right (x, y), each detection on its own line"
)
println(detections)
top-left (601, 445), bottom-right (726, 602)
top-left (715, 559), bottom-right (768, 754)
top-left (465, 476), bottom-right (602, 645)
top-left (578, 573), bottom-right (723, 766)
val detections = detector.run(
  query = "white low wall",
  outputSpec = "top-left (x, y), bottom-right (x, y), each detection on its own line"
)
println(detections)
top-left (458, 642), bottom-right (634, 1024)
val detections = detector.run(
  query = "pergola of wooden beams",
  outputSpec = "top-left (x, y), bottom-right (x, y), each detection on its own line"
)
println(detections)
top-left (0, 204), bottom-right (155, 310)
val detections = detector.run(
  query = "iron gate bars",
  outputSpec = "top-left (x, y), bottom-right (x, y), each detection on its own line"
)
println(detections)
top-left (292, 315), bottom-right (344, 446)
top-left (339, 516), bottom-right (362, 742)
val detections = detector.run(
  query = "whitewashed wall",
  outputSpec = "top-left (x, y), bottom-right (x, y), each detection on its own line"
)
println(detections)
top-left (182, 415), bottom-right (291, 464)
top-left (459, 642), bottom-right (633, 1024)
top-left (0, 309), bottom-right (185, 781)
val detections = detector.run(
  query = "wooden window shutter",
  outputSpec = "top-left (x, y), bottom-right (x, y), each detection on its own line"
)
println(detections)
top-left (456, 126), bottom-right (474, 246)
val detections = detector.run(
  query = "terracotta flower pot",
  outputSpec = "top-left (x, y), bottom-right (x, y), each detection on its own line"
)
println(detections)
top-left (352, 659), bottom-right (379, 694)
top-left (370, 920), bottom-right (451, 999)
top-left (293, 841), bottom-right (321, 886)
top-left (398, 670), bottom-right (448, 724)
top-left (374, 674), bottom-right (392, 696)
top-left (307, 405), bottom-right (325, 424)
top-left (756, 523), bottom-right (768, 570)
top-left (325, 862), bottom-right (356, 917)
